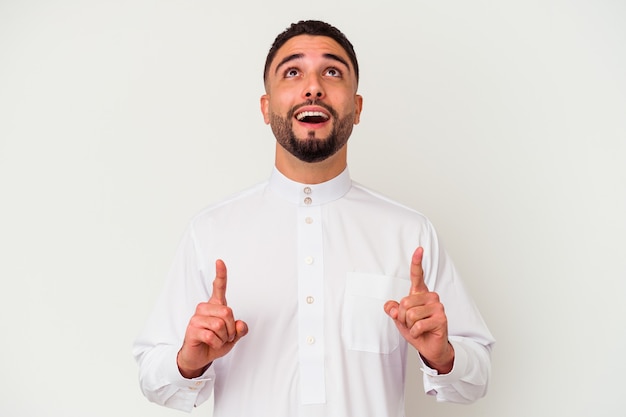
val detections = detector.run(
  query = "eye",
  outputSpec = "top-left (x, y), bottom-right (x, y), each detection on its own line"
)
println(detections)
top-left (324, 67), bottom-right (342, 78)
top-left (284, 68), bottom-right (300, 78)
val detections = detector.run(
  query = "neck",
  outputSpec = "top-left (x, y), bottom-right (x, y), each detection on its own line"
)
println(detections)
top-left (274, 144), bottom-right (347, 184)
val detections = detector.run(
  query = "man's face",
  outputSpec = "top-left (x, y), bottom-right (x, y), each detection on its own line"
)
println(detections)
top-left (261, 35), bottom-right (363, 163)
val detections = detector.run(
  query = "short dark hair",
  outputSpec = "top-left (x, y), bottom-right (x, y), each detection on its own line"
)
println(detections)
top-left (263, 20), bottom-right (359, 85)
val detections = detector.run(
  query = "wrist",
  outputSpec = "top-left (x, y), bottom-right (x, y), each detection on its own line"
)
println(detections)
top-left (421, 342), bottom-right (455, 374)
top-left (177, 350), bottom-right (211, 379)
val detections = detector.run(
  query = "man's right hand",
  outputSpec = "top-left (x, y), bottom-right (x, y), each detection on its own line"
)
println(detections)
top-left (177, 259), bottom-right (248, 379)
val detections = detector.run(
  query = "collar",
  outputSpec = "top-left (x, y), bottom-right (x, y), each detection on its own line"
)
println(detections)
top-left (268, 166), bottom-right (352, 206)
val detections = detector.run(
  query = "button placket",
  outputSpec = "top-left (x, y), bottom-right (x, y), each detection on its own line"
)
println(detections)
top-left (296, 201), bottom-right (325, 404)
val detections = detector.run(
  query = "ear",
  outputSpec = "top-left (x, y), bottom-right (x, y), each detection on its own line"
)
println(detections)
top-left (260, 94), bottom-right (270, 125)
top-left (353, 94), bottom-right (363, 125)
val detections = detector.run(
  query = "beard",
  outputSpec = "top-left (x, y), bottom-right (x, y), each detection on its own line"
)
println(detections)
top-left (269, 102), bottom-right (355, 163)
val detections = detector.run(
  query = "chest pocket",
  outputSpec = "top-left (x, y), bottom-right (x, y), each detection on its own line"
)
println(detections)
top-left (341, 272), bottom-right (409, 354)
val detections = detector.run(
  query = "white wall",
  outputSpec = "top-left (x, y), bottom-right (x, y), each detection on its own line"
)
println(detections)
top-left (1, 1), bottom-right (624, 416)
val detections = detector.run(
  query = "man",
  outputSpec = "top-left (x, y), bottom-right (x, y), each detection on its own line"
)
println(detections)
top-left (133, 20), bottom-right (494, 416)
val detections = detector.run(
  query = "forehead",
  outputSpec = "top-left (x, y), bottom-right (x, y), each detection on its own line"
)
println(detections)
top-left (270, 35), bottom-right (352, 70)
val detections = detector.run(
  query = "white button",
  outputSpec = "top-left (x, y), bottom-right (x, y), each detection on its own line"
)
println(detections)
top-left (306, 296), bottom-right (314, 304)
top-left (304, 197), bottom-right (312, 205)
top-left (304, 186), bottom-right (312, 194)
top-left (305, 217), bottom-right (313, 224)
top-left (304, 256), bottom-right (314, 265)
top-left (306, 336), bottom-right (315, 345)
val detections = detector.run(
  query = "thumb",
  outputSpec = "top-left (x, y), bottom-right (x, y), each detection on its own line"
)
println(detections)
top-left (233, 320), bottom-right (249, 342)
top-left (383, 300), bottom-right (400, 320)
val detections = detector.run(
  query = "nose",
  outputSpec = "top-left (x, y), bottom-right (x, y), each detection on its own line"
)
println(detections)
top-left (303, 75), bottom-right (325, 100)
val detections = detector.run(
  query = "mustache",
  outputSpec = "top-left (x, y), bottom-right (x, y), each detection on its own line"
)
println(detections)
top-left (287, 100), bottom-right (338, 120)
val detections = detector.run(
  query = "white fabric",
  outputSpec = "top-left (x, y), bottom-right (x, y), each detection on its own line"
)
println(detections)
top-left (133, 167), bottom-right (495, 416)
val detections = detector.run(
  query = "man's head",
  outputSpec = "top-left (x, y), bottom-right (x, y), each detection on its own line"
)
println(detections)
top-left (263, 20), bottom-right (359, 88)
top-left (261, 21), bottom-right (363, 167)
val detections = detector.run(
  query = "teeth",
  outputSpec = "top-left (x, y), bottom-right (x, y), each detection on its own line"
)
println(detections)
top-left (296, 111), bottom-right (329, 121)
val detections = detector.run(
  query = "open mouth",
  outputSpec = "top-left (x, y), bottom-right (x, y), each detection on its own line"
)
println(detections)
top-left (295, 111), bottom-right (330, 124)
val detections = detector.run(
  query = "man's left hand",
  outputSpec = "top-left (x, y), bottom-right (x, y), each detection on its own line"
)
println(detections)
top-left (384, 247), bottom-right (455, 374)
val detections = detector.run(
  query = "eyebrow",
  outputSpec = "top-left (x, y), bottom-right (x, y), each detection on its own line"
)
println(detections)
top-left (274, 53), bottom-right (351, 75)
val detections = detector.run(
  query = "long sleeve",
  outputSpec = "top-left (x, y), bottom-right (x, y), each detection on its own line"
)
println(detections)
top-left (132, 226), bottom-right (215, 411)
top-left (419, 221), bottom-right (495, 403)
top-left (421, 337), bottom-right (492, 403)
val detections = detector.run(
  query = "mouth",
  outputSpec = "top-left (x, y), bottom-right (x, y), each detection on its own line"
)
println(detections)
top-left (294, 110), bottom-right (330, 125)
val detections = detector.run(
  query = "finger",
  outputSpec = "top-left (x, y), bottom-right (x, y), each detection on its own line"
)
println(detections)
top-left (208, 320), bottom-right (248, 354)
top-left (211, 306), bottom-right (237, 342)
top-left (209, 259), bottom-right (228, 305)
top-left (200, 327), bottom-right (230, 350)
top-left (408, 316), bottom-right (438, 339)
top-left (410, 247), bottom-right (428, 295)
top-left (202, 319), bottom-right (247, 349)
top-left (404, 304), bottom-right (433, 330)
top-left (397, 296), bottom-right (418, 327)
top-left (190, 313), bottom-right (234, 345)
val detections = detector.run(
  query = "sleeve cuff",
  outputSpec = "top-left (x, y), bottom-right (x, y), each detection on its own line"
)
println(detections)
top-left (164, 348), bottom-right (214, 390)
top-left (420, 340), bottom-right (469, 391)
top-left (156, 346), bottom-right (215, 411)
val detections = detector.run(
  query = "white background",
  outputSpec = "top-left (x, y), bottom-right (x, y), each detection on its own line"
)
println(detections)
top-left (1, 1), bottom-right (625, 416)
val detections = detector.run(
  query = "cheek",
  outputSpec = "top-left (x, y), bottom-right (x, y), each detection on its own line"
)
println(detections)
top-left (338, 102), bottom-right (359, 123)
top-left (269, 97), bottom-right (294, 118)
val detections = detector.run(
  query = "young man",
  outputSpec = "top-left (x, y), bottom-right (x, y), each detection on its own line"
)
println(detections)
top-left (134, 20), bottom-right (494, 416)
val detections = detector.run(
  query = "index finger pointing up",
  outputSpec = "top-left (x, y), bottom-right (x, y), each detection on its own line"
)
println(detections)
top-left (410, 247), bottom-right (428, 294)
top-left (210, 259), bottom-right (228, 305)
